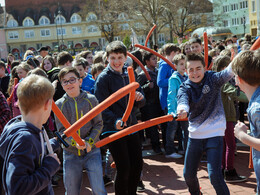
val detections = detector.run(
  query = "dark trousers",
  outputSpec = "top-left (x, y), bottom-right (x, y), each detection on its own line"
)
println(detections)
top-left (108, 133), bottom-right (143, 195)
top-left (0, 156), bottom-right (4, 195)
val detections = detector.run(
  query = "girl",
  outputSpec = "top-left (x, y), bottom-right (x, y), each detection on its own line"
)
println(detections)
top-left (40, 55), bottom-right (56, 72)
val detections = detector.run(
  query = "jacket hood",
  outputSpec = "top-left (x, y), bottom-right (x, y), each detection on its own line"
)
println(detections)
top-left (0, 116), bottom-right (40, 158)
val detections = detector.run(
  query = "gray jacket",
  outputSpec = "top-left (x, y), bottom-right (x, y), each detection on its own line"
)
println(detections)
top-left (55, 90), bottom-right (103, 156)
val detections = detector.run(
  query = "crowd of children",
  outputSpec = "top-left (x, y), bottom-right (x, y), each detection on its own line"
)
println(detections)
top-left (0, 32), bottom-right (259, 195)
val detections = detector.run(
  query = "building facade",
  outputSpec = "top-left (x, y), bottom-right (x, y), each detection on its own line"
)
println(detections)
top-left (213, 0), bottom-right (250, 37)
top-left (248, 0), bottom-right (260, 36)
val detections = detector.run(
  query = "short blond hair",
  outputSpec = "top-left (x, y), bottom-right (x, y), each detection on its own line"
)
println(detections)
top-left (17, 75), bottom-right (54, 115)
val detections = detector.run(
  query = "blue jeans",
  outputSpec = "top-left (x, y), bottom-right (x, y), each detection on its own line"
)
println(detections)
top-left (63, 148), bottom-right (107, 195)
top-left (183, 136), bottom-right (230, 195)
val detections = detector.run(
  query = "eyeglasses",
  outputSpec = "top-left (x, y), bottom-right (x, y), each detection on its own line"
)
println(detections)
top-left (61, 77), bottom-right (78, 86)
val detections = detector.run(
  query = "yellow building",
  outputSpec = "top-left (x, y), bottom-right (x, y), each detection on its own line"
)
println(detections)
top-left (248, 0), bottom-right (260, 36)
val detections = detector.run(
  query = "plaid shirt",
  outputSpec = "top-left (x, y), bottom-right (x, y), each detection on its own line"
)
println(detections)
top-left (0, 91), bottom-right (11, 134)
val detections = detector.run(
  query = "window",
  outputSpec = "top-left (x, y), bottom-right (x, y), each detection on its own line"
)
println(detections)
top-left (231, 3), bottom-right (239, 11)
top-left (37, 43), bottom-right (42, 50)
top-left (223, 20), bottom-right (229, 27)
top-left (119, 23), bottom-right (129, 30)
top-left (7, 19), bottom-right (18, 28)
top-left (114, 36), bottom-right (120, 41)
top-left (158, 33), bottom-right (165, 43)
top-left (252, 0), bottom-right (256, 12)
top-left (39, 16), bottom-right (50, 26)
top-left (118, 13), bottom-right (128, 20)
top-left (240, 1), bottom-right (248, 9)
top-left (24, 30), bottom-right (34, 38)
top-left (40, 29), bottom-right (51, 37)
top-left (8, 31), bottom-right (19, 39)
top-left (223, 5), bottom-right (229, 13)
top-left (88, 25), bottom-right (98, 33)
top-left (55, 15), bottom-right (66, 24)
top-left (232, 18), bottom-right (239, 26)
top-left (86, 14), bottom-right (97, 22)
top-left (72, 26), bottom-right (82, 34)
top-left (23, 18), bottom-right (34, 27)
top-left (57, 28), bottom-right (66, 35)
top-left (71, 13), bottom-right (81, 23)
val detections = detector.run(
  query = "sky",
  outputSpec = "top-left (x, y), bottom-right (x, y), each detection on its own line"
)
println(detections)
top-left (0, 0), bottom-right (5, 6)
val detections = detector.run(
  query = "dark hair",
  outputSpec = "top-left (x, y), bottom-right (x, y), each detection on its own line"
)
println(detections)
top-left (217, 45), bottom-right (225, 52)
top-left (189, 38), bottom-right (202, 45)
top-left (232, 49), bottom-right (260, 86)
top-left (27, 57), bottom-right (40, 68)
top-left (106, 41), bottom-right (127, 57)
top-left (212, 55), bottom-right (230, 72)
top-left (27, 67), bottom-right (48, 78)
top-left (58, 66), bottom-right (80, 81)
top-left (73, 57), bottom-right (89, 69)
top-left (186, 53), bottom-right (205, 67)
top-left (11, 60), bottom-right (20, 70)
top-left (91, 63), bottom-right (105, 77)
top-left (143, 51), bottom-right (155, 65)
top-left (0, 61), bottom-right (5, 69)
top-left (163, 43), bottom-right (180, 56)
top-left (57, 51), bottom-right (73, 66)
top-left (131, 50), bottom-right (143, 70)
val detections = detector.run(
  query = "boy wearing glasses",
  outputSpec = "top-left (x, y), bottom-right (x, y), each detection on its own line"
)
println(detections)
top-left (55, 67), bottom-right (106, 195)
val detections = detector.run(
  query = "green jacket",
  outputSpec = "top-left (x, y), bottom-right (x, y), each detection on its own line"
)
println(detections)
top-left (221, 82), bottom-right (248, 122)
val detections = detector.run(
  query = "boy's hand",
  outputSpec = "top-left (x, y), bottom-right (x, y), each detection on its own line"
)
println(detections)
top-left (76, 140), bottom-right (86, 150)
top-left (234, 121), bottom-right (249, 140)
top-left (48, 153), bottom-right (60, 165)
top-left (116, 119), bottom-right (127, 130)
top-left (177, 109), bottom-right (188, 119)
top-left (135, 91), bottom-right (144, 101)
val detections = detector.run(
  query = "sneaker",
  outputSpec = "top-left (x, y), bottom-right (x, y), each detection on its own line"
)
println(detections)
top-left (137, 180), bottom-right (145, 192)
top-left (103, 175), bottom-right (113, 186)
top-left (165, 152), bottom-right (183, 159)
top-left (224, 169), bottom-right (247, 183)
top-left (178, 150), bottom-right (185, 155)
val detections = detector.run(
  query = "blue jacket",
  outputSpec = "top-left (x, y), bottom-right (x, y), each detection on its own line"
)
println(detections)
top-left (177, 66), bottom-right (233, 138)
top-left (167, 72), bottom-right (187, 115)
top-left (81, 74), bottom-right (95, 94)
top-left (0, 116), bottom-right (60, 195)
top-left (94, 65), bottom-right (145, 135)
top-left (157, 59), bottom-right (175, 110)
top-left (247, 86), bottom-right (260, 192)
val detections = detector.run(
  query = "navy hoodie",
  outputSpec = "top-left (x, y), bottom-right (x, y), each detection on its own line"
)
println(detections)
top-left (0, 116), bottom-right (60, 195)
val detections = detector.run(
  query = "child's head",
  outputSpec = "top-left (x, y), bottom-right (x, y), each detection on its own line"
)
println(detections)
top-left (93, 51), bottom-right (106, 64)
top-left (91, 63), bottom-right (105, 80)
top-left (173, 54), bottom-right (187, 76)
top-left (186, 53), bottom-right (205, 83)
top-left (41, 55), bottom-right (56, 72)
top-left (16, 62), bottom-right (31, 80)
top-left (143, 51), bottom-right (157, 68)
top-left (163, 43), bottom-right (180, 60)
top-left (106, 41), bottom-right (127, 73)
top-left (17, 74), bottom-right (54, 116)
top-left (58, 67), bottom-right (82, 98)
top-left (23, 50), bottom-right (34, 61)
top-left (232, 49), bottom-right (260, 87)
top-left (182, 42), bottom-right (192, 55)
top-left (57, 51), bottom-right (73, 68)
top-left (212, 55), bottom-right (230, 72)
top-left (73, 57), bottom-right (89, 78)
top-left (0, 61), bottom-right (6, 78)
top-left (76, 51), bottom-right (93, 65)
top-left (7, 53), bottom-right (15, 65)
top-left (27, 67), bottom-right (48, 78)
top-left (189, 38), bottom-right (203, 54)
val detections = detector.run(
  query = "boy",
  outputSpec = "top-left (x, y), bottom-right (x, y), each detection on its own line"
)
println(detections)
top-left (94, 41), bottom-right (145, 195)
top-left (167, 54), bottom-right (188, 153)
top-left (137, 51), bottom-right (164, 154)
top-left (48, 51), bottom-right (73, 101)
top-left (55, 67), bottom-right (106, 195)
top-left (0, 75), bottom-right (60, 195)
top-left (74, 57), bottom-right (95, 94)
top-left (177, 53), bottom-right (233, 195)
top-left (157, 43), bottom-right (182, 158)
top-left (232, 49), bottom-right (260, 194)
top-left (190, 37), bottom-right (212, 69)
